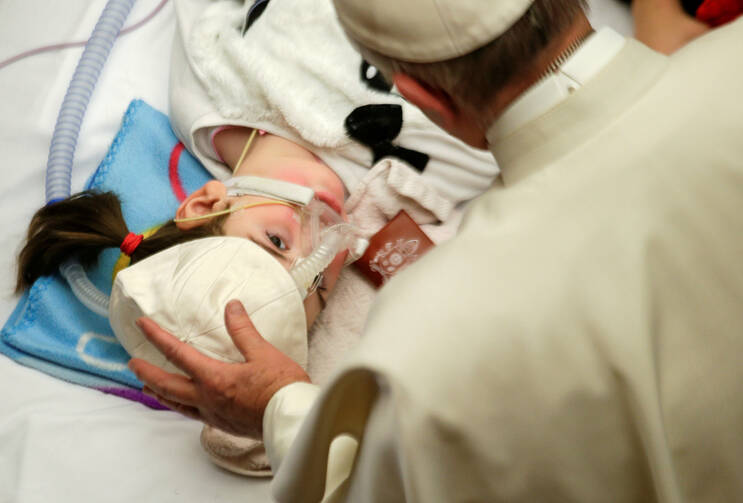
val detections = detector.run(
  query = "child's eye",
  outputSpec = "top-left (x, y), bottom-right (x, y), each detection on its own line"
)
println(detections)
top-left (267, 233), bottom-right (287, 251)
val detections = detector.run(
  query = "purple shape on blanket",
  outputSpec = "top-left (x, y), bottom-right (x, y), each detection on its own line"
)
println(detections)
top-left (99, 386), bottom-right (170, 410)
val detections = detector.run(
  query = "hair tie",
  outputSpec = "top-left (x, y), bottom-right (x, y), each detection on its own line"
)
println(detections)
top-left (120, 232), bottom-right (144, 256)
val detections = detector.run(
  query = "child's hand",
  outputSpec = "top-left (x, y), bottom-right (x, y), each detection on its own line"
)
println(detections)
top-left (128, 300), bottom-right (311, 437)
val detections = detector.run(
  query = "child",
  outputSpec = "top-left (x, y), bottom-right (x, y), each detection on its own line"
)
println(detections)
top-left (16, 0), bottom-right (499, 477)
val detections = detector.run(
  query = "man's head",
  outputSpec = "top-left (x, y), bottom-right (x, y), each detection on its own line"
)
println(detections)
top-left (333, 0), bottom-right (587, 148)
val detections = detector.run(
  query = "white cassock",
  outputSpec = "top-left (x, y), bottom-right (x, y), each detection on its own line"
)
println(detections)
top-left (267, 18), bottom-right (743, 503)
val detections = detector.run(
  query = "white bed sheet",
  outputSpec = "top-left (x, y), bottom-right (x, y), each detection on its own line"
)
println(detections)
top-left (0, 1), bottom-right (632, 502)
top-left (0, 1), bottom-right (271, 501)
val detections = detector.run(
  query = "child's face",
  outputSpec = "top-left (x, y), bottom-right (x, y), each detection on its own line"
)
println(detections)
top-left (220, 194), bottom-right (347, 327)
top-left (180, 132), bottom-right (349, 328)
top-left (227, 144), bottom-right (347, 328)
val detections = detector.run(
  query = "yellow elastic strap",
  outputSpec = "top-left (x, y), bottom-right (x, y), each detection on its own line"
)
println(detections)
top-left (233, 128), bottom-right (258, 174)
top-left (111, 224), bottom-right (164, 282)
top-left (172, 200), bottom-right (294, 224)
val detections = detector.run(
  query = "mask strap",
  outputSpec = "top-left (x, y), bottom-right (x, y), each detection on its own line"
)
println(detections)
top-left (233, 128), bottom-right (259, 174)
top-left (173, 200), bottom-right (294, 224)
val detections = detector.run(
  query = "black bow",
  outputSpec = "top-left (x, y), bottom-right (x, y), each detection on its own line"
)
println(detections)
top-left (345, 104), bottom-right (430, 172)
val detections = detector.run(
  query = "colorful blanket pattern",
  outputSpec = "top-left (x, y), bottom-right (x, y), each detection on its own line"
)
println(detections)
top-left (1, 100), bottom-right (212, 407)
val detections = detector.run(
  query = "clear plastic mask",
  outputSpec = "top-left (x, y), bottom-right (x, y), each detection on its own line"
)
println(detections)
top-left (224, 177), bottom-right (357, 265)
top-left (174, 176), bottom-right (368, 298)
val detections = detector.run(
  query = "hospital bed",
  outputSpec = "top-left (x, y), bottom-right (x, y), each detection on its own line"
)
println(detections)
top-left (0, 1), bottom-right (631, 501)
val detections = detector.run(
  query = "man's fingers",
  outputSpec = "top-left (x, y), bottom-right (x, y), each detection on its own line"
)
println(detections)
top-left (128, 357), bottom-right (200, 406)
top-left (136, 317), bottom-right (218, 379)
top-left (224, 300), bottom-right (264, 357)
top-left (143, 386), bottom-right (203, 421)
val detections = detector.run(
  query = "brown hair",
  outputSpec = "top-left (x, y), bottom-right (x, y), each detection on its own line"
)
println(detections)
top-left (16, 190), bottom-right (224, 293)
top-left (359, 0), bottom-right (587, 111)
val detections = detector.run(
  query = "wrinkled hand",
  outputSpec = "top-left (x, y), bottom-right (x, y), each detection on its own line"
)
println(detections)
top-left (128, 299), bottom-right (310, 437)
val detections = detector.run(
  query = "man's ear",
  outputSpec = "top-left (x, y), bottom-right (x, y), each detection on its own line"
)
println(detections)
top-left (174, 180), bottom-right (228, 230)
top-left (392, 73), bottom-right (460, 131)
top-left (393, 73), bottom-right (489, 149)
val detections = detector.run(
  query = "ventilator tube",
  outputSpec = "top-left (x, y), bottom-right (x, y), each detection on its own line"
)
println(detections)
top-left (290, 223), bottom-right (368, 299)
top-left (45, 0), bottom-right (136, 315)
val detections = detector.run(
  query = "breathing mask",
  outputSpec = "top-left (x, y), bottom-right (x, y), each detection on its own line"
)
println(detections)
top-left (109, 177), bottom-right (367, 372)
top-left (174, 176), bottom-right (368, 298)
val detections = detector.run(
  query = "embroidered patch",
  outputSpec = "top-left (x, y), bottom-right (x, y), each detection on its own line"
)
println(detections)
top-left (353, 210), bottom-right (435, 287)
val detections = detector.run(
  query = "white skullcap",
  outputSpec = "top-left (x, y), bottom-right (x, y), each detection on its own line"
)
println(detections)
top-left (332, 0), bottom-right (535, 62)
top-left (109, 236), bottom-right (308, 373)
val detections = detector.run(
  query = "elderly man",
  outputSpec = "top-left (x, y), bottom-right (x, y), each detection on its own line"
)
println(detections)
top-left (130, 0), bottom-right (743, 501)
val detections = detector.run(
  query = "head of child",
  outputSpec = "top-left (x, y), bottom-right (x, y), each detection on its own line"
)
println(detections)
top-left (16, 131), bottom-right (349, 329)
top-left (174, 182), bottom-right (348, 327)
top-left (181, 130), bottom-right (348, 326)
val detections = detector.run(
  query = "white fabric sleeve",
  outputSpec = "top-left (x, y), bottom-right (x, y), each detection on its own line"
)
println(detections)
top-left (264, 382), bottom-right (359, 499)
top-left (263, 382), bottom-right (322, 471)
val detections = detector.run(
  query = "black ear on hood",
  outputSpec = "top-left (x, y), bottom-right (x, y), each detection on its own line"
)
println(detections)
top-left (242, 0), bottom-right (270, 35)
top-left (345, 104), bottom-right (402, 145)
top-left (345, 104), bottom-right (430, 172)
top-left (360, 61), bottom-right (394, 93)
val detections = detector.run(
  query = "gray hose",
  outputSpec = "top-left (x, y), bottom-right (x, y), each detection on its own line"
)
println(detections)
top-left (46, 0), bottom-right (137, 315)
top-left (59, 260), bottom-right (111, 317)
top-left (46, 0), bottom-right (136, 203)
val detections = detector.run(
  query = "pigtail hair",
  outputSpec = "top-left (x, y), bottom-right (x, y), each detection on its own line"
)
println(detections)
top-left (16, 190), bottom-right (225, 294)
top-left (16, 191), bottom-right (129, 293)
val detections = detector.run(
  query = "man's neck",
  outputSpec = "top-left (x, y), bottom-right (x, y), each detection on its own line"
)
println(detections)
top-left (486, 26), bottom-right (626, 145)
top-left (481, 14), bottom-right (595, 129)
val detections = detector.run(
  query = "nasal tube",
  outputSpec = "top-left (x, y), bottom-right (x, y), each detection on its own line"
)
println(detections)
top-left (290, 224), bottom-right (368, 299)
top-left (45, 0), bottom-right (136, 315)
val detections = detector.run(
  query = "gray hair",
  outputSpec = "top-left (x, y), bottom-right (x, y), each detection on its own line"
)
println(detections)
top-left (356, 0), bottom-right (587, 111)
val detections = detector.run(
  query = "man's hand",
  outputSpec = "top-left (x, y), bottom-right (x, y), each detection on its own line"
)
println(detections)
top-left (128, 299), bottom-right (310, 437)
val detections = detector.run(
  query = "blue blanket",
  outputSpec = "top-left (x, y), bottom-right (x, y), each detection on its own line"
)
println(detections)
top-left (1, 100), bottom-right (212, 406)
